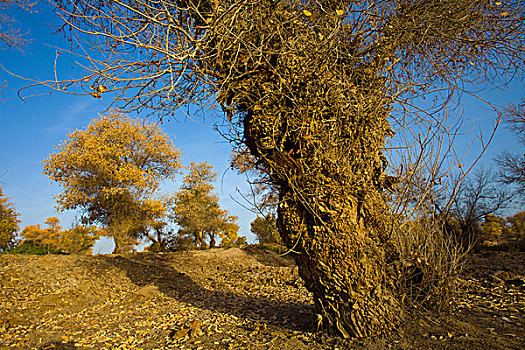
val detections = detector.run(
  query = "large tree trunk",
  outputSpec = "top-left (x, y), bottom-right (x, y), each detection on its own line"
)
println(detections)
top-left (276, 185), bottom-right (400, 337)
top-left (112, 232), bottom-right (124, 254)
top-left (109, 222), bottom-right (135, 254)
top-left (195, 230), bottom-right (206, 249)
top-left (241, 82), bottom-right (401, 337)
top-left (209, 232), bottom-right (216, 249)
top-left (208, 0), bottom-right (402, 337)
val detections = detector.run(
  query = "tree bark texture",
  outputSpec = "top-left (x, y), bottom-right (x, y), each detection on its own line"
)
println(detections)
top-left (242, 99), bottom-right (400, 337)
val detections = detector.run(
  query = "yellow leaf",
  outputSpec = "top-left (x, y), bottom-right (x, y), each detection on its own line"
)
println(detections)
top-left (501, 11), bottom-right (509, 16)
top-left (90, 92), bottom-right (102, 99)
top-left (303, 9), bottom-right (312, 16)
top-left (336, 10), bottom-right (344, 16)
top-left (97, 85), bottom-right (107, 93)
top-left (495, 1), bottom-right (502, 5)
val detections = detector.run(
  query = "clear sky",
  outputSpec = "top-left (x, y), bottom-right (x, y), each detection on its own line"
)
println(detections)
top-left (1, 2), bottom-right (524, 253)
top-left (0, 3), bottom-right (259, 253)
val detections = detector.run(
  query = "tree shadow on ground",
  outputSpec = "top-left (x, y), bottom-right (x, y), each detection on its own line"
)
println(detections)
top-left (242, 245), bottom-right (296, 267)
top-left (99, 253), bottom-right (314, 332)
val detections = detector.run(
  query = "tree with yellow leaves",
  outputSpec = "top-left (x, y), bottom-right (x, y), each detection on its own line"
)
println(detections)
top-left (20, 217), bottom-right (100, 254)
top-left (43, 113), bottom-right (182, 253)
top-left (506, 211), bottom-right (525, 237)
top-left (480, 214), bottom-right (506, 239)
top-left (60, 223), bottom-right (101, 254)
top-left (0, 188), bottom-right (20, 252)
top-left (21, 217), bottom-right (64, 253)
top-left (37, 0), bottom-right (525, 337)
top-left (171, 162), bottom-right (241, 249)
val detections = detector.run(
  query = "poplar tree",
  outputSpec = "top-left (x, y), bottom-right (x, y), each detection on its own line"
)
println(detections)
top-left (171, 162), bottom-right (240, 249)
top-left (43, 113), bottom-right (182, 253)
top-left (0, 188), bottom-right (20, 252)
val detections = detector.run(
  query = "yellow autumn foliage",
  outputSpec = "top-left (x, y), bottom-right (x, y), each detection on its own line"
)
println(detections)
top-left (171, 162), bottom-right (241, 249)
top-left (0, 188), bottom-right (20, 252)
top-left (21, 217), bottom-right (101, 254)
top-left (480, 214), bottom-right (506, 238)
top-left (42, 113), bottom-right (182, 253)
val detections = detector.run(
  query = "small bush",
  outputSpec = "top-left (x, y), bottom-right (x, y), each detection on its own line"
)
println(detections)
top-left (392, 217), bottom-right (465, 315)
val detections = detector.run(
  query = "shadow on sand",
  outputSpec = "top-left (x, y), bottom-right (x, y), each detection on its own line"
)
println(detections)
top-left (99, 252), bottom-right (314, 332)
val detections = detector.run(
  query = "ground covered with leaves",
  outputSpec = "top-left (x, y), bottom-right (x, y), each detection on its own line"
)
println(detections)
top-left (0, 247), bottom-right (523, 349)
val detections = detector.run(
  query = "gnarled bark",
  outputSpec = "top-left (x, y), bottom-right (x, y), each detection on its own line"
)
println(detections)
top-left (241, 89), bottom-right (400, 336)
top-left (205, 0), bottom-right (402, 336)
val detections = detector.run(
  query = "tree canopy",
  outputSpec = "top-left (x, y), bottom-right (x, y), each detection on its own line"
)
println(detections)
top-left (0, 188), bottom-right (20, 252)
top-left (43, 113), bottom-right (182, 253)
top-left (171, 162), bottom-right (241, 249)
top-left (507, 211), bottom-right (525, 237)
top-left (20, 217), bottom-right (101, 254)
top-left (446, 168), bottom-right (511, 249)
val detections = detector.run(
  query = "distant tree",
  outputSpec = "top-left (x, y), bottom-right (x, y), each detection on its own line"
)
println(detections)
top-left (0, 188), bottom-right (20, 252)
top-left (42, 113), bottom-right (182, 253)
top-left (220, 233), bottom-right (247, 248)
top-left (216, 211), bottom-right (243, 248)
top-left (496, 101), bottom-right (525, 200)
top-left (20, 224), bottom-right (47, 246)
top-left (250, 214), bottom-right (278, 244)
top-left (507, 211), bottom-right (525, 237)
top-left (60, 223), bottom-right (101, 254)
top-left (480, 214), bottom-right (506, 239)
top-left (42, 216), bottom-right (62, 244)
top-left (171, 162), bottom-right (240, 249)
top-left (20, 216), bottom-right (100, 254)
top-left (21, 217), bottom-right (62, 254)
top-left (448, 169), bottom-right (511, 249)
top-left (165, 232), bottom-right (194, 252)
top-left (143, 220), bottom-right (170, 252)
top-left (117, 199), bottom-right (168, 252)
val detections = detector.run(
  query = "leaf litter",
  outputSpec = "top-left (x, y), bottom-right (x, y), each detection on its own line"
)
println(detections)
top-left (0, 248), bottom-right (523, 349)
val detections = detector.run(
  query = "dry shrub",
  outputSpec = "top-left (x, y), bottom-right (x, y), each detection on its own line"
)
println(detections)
top-left (391, 216), bottom-right (465, 315)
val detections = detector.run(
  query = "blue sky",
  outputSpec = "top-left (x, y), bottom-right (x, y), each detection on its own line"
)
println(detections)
top-left (1, 2), bottom-right (524, 253)
top-left (0, 3), bottom-right (259, 253)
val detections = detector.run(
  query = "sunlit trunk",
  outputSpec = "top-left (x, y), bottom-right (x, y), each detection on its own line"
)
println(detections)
top-left (196, 230), bottom-right (206, 249)
top-left (242, 96), bottom-right (401, 337)
top-left (277, 185), bottom-right (400, 337)
top-left (112, 234), bottom-right (123, 254)
top-left (109, 223), bottom-right (133, 254)
top-left (209, 232), bottom-right (216, 248)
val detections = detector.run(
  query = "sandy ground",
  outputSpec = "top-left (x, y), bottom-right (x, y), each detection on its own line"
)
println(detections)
top-left (0, 247), bottom-right (523, 349)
